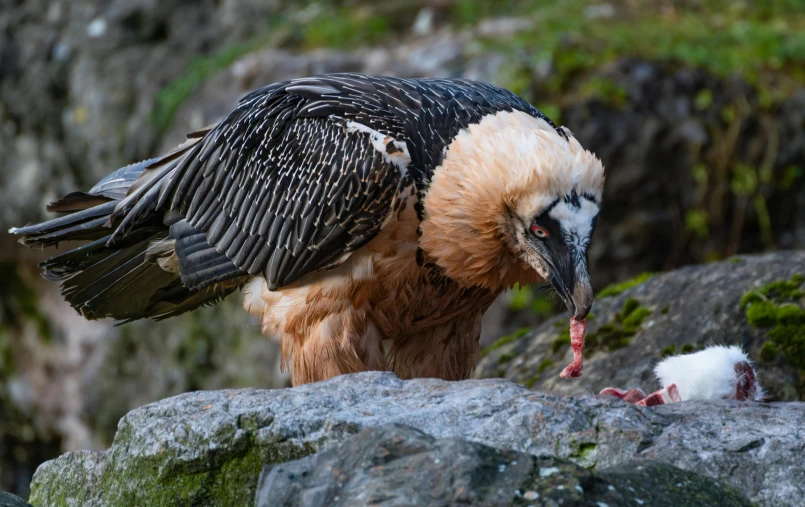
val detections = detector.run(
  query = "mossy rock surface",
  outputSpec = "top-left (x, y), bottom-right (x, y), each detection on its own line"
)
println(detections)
top-left (28, 373), bottom-right (804, 506)
top-left (475, 251), bottom-right (805, 401)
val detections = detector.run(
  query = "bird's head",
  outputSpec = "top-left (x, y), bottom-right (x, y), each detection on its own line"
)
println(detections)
top-left (419, 110), bottom-right (604, 319)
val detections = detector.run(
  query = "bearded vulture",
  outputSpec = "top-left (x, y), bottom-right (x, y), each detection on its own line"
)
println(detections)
top-left (10, 74), bottom-right (604, 385)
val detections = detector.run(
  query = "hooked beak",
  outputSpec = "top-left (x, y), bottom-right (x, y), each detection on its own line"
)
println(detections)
top-left (549, 259), bottom-right (593, 320)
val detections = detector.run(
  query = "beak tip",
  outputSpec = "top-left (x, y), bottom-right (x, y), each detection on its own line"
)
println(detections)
top-left (572, 304), bottom-right (592, 320)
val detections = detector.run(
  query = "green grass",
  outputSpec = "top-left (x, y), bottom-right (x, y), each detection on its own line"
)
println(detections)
top-left (150, 2), bottom-right (416, 131)
top-left (299, 5), bottom-right (393, 49)
top-left (480, 0), bottom-right (805, 104)
top-left (152, 0), bottom-right (805, 132)
top-left (151, 36), bottom-right (276, 131)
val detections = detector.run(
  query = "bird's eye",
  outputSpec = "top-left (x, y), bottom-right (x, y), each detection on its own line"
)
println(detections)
top-left (531, 225), bottom-right (549, 239)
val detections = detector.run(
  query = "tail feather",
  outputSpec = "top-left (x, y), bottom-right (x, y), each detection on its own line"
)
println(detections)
top-left (10, 201), bottom-right (118, 247)
top-left (46, 192), bottom-right (115, 214)
top-left (10, 144), bottom-right (243, 322)
top-left (63, 234), bottom-right (175, 320)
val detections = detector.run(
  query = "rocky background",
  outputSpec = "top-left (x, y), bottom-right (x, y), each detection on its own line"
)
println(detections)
top-left (1, 0), bottom-right (804, 502)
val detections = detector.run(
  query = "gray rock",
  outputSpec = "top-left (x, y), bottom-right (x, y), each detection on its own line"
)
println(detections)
top-left (0, 491), bottom-right (32, 507)
top-left (29, 372), bottom-right (805, 506)
top-left (476, 251), bottom-right (805, 401)
top-left (255, 424), bottom-right (751, 507)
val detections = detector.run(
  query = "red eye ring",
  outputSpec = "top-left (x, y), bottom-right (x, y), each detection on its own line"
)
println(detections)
top-left (531, 225), bottom-right (550, 238)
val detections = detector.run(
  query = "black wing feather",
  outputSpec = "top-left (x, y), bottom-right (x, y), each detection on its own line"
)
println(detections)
top-left (99, 74), bottom-right (562, 292)
top-left (164, 92), bottom-right (401, 290)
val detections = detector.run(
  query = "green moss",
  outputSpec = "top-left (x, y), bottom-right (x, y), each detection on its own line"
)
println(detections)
top-left (585, 298), bottom-right (652, 357)
top-left (768, 325), bottom-right (805, 360)
top-left (781, 165), bottom-right (803, 190)
top-left (483, 0), bottom-right (805, 101)
top-left (597, 273), bottom-right (654, 298)
top-left (659, 343), bottom-right (703, 359)
top-left (30, 434), bottom-right (319, 506)
top-left (537, 357), bottom-right (554, 373)
top-left (759, 275), bottom-right (805, 299)
top-left (570, 442), bottom-right (597, 467)
top-left (680, 343), bottom-right (703, 354)
top-left (740, 290), bottom-right (766, 310)
top-left (481, 328), bottom-right (529, 357)
top-left (741, 274), bottom-right (805, 311)
top-left (777, 304), bottom-right (805, 325)
top-left (300, 6), bottom-right (390, 50)
top-left (551, 328), bottom-right (571, 354)
top-left (524, 375), bottom-right (540, 389)
top-left (741, 274), bottom-right (805, 377)
top-left (761, 278), bottom-right (805, 300)
top-left (531, 296), bottom-right (555, 318)
top-left (498, 351), bottom-right (518, 365)
top-left (509, 284), bottom-right (533, 311)
top-left (685, 209), bottom-right (710, 238)
top-left (760, 341), bottom-right (778, 361)
top-left (620, 298), bottom-right (640, 318)
top-left (729, 257), bottom-right (745, 264)
top-left (507, 285), bottom-right (557, 318)
top-left (660, 305), bottom-right (670, 315)
top-left (622, 307), bottom-right (651, 331)
top-left (585, 323), bottom-right (633, 355)
top-left (746, 301), bottom-right (780, 328)
top-left (579, 77), bottom-right (628, 108)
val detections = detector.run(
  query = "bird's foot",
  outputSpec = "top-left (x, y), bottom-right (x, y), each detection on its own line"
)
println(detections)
top-left (559, 317), bottom-right (586, 378)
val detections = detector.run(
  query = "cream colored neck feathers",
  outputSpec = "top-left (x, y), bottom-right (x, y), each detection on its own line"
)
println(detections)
top-left (419, 110), bottom-right (605, 292)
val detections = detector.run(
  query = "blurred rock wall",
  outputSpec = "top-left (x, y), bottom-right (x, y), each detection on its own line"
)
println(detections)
top-left (1, 0), bottom-right (804, 499)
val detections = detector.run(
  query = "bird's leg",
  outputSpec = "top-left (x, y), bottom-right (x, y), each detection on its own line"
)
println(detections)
top-left (560, 317), bottom-right (586, 378)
